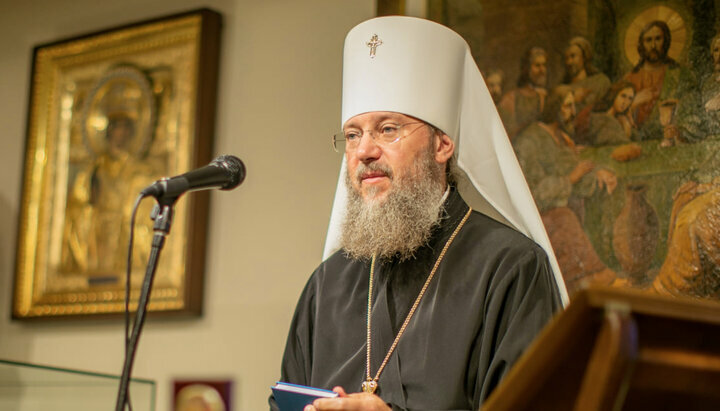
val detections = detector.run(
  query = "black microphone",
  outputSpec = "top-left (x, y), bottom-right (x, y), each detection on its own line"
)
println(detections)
top-left (141, 154), bottom-right (246, 198)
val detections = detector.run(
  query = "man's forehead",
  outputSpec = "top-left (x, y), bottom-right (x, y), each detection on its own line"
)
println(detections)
top-left (487, 75), bottom-right (502, 84)
top-left (643, 26), bottom-right (664, 38)
top-left (565, 45), bottom-right (582, 56)
top-left (343, 111), bottom-right (418, 128)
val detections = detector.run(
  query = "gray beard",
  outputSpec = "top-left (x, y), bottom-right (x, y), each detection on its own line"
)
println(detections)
top-left (340, 147), bottom-right (446, 262)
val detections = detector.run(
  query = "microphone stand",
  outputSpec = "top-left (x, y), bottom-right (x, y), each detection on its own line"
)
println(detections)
top-left (114, 194), bottom-right (177, 411)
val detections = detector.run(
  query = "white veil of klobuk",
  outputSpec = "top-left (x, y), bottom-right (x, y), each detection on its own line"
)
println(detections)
top-left (322, 16), bottom-right (568, 305)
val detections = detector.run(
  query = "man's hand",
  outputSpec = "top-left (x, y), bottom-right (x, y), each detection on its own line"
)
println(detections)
top-left (305, 386), bottom-right (391, 411)
top-left (595, 169), bottom-right (617, 194)
top-left (632, 87), bottom-right (657, 107)
top-left (569, 160), bottom-right (595, 184)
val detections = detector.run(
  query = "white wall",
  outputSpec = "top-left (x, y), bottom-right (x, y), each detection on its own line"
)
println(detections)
top-left (0, 0), bottom-right (375, 409)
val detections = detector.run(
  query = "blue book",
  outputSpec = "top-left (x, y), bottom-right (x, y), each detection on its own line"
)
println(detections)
top-left (271, 382), bottom-right (339, 411)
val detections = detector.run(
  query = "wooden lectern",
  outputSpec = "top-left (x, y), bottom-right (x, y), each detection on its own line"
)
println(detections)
top-left (483, 286), bottom-right (720, 411)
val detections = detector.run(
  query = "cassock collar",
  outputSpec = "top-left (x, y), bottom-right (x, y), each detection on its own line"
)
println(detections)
top-left (434, 185), bottom-right (470, 246)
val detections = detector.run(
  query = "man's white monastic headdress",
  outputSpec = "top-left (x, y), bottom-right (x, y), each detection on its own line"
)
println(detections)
top-left (323, 16), bottom-right (568, 304)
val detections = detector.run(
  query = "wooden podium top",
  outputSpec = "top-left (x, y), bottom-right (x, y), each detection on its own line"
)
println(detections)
top-left (483, 286), bottom-right (720, 411)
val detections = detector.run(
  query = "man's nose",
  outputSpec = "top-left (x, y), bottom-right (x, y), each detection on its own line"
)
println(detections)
top-left (355, 132), bottom-right (382, 161)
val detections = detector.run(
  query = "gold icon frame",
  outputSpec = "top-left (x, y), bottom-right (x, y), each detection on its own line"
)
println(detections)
top-left (13, 9), bottom-right (222, 320)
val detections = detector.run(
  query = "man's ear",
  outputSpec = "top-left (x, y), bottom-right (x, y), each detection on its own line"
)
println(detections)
top-left (434, 132), bottom-right (455, 164)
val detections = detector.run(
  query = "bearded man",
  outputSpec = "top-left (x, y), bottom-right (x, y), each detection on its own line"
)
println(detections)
top-left (484, 68), bottom-right (505, 105)
top-left (623, 20), bottom-right (700, 142)
top-left (498, 47), bottom-right (549, 139)
top-left (271, 17), bottom-right (564, 411)
top-left (562, 36), bottom-right (610, 112)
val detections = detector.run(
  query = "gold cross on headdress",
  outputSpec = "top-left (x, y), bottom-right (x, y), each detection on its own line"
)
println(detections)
top-left (366, 34), bottom-right (383, 58)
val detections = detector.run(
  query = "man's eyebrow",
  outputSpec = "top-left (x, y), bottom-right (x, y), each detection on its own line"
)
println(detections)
top-left (374, 116), bottom-right (401, 124)
top-left (344, 115), bottom-right (404, 129)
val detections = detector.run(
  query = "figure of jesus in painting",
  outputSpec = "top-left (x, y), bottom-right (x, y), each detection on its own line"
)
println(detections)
top-left (623, 20), bottom-right (699, 145)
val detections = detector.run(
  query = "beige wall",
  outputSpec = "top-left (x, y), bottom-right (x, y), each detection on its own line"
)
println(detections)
top-left (0, 0), bottom-right (374, 409)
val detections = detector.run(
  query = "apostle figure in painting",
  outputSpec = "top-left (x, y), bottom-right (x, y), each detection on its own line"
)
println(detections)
top-left (574, 81), bottom-right (637, 146)
top-left (271, 17), bottom-right (564, 411)
top-left (561, 36), bottom-right (611, 112)
top-left (484, 68), bottom-right (505, 105)
top-left (653, 178), bottom-right (720, 299)
top-left (623, 20), bottom-right (701, 144)
top-left (513, 86), bottom-right (616, 295)
top-left (498, 47), bottom-right (548, 139)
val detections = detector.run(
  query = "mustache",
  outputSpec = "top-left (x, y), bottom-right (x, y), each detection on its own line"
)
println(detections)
top-left (354, 162), bottom-right (394, 183)
top-left (644, 48), bottom-right (663, 60)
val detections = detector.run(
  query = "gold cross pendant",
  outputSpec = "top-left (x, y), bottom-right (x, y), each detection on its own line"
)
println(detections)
top-left (366, 34), bottom-right (382, 58)
top-left (362, 378), bottom-right (378, 394)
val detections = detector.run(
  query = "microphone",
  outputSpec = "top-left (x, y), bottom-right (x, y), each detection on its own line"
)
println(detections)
top-left (141, 154), bottom-right (246, 198)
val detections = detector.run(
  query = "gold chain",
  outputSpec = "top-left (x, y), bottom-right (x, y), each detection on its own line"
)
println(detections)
top-left (362, 207), bottom-right (473, 394)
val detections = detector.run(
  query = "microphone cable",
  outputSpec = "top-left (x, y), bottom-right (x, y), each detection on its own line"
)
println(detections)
top-left (120, 193), bottom-right (144, 411)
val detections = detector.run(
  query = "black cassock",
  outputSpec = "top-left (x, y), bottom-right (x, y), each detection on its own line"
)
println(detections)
top-left (271, 188), bottom-right (562, 410)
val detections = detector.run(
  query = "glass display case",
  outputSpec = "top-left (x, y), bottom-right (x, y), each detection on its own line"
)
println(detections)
top-left (0, 359), bottom-right (155, 411)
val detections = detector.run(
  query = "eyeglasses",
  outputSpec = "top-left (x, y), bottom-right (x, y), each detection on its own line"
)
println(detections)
top-left (332, 122), bottom-right (427, 152)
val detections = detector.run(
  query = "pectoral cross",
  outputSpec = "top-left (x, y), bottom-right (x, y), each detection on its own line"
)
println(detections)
top-left (362, 378), bottom-right (378, 393)
top-left (366, 34), bottom-right (383, 58)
